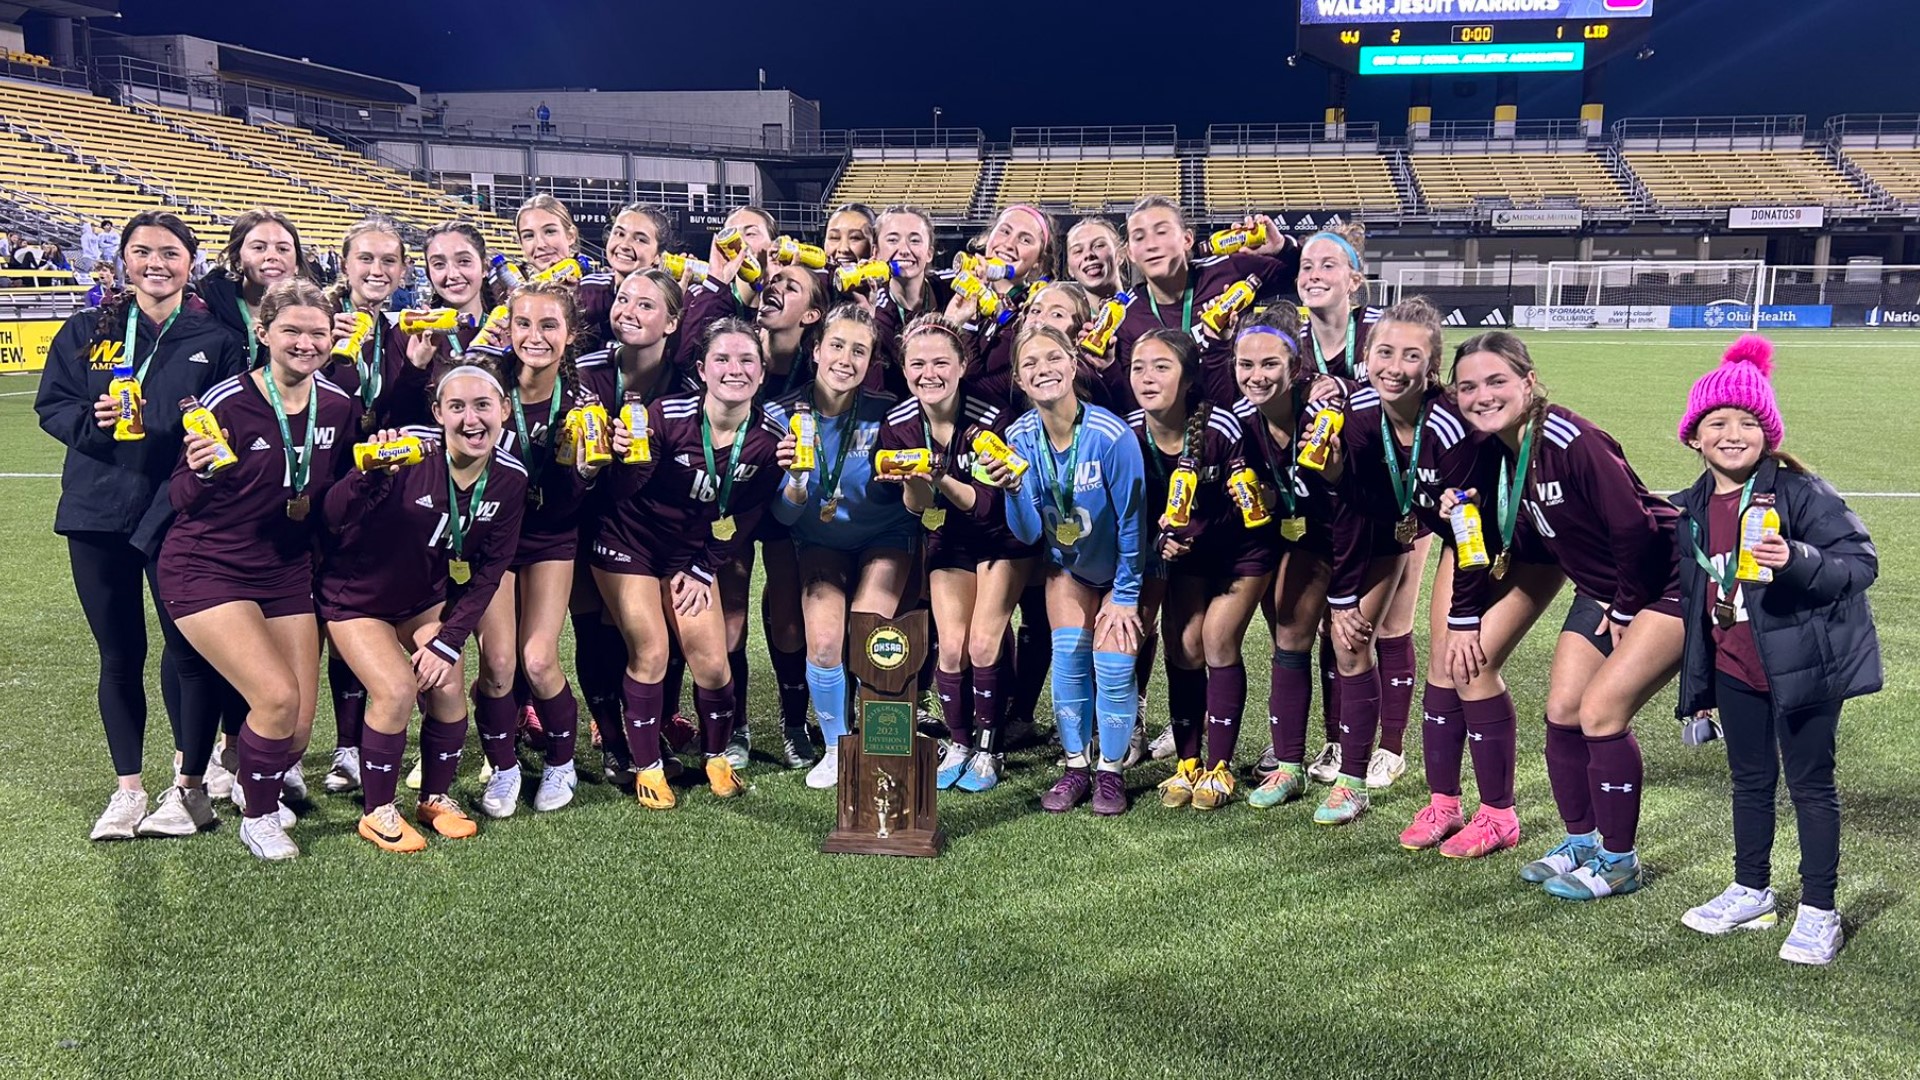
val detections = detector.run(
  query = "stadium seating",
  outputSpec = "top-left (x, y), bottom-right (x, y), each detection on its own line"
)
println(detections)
top-left (1204, 156), bottom-right (1401, 215)
top-left (1409, 153), bottom-right (1626, 211)
top-left (0, 129), bottom-right (225, 247)
top-left (1841, 148), bottom-right (1920, 205)
top-left (1621, 149), bottom-right (1863, 209)
top-left (826, 160), bottom-right (981, 214)
top-left (996, 158), bottom-right (1180, 213)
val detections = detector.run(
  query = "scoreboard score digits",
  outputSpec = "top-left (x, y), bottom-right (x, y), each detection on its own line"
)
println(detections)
top-left (1298, 0), bottom-right (1654, 75)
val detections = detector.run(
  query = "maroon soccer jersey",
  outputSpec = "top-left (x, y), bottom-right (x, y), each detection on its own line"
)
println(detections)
top-left (1126, 402), bottom-right (1249, 564)
top-left (159, 372), bottom-right (359, 605)
top-left (576, 270), bottom-right (615, 344)
top-left (1302, 306), bottom-right (1376, 383)
top-left (876, 393), bottom-right (1035, 565)
top-left (1114, 251), bottom-right (1302, 407)
top-left (1231, 391), bottom-right (1337, 558)
top-left (495, 377), bottom-right (590, 565)
top-left (1484, 404), bottom-right (1680, 624)
top-left (591, 393), bottom-right (786, 584)
top-left (318, 438), bottom-right (528, 662)
top-left (1704, 487), bottom-right (1769, 691)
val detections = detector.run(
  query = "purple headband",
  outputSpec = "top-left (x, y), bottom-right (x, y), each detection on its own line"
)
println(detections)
top-left (1236, 324), bottom-right (1299, 355)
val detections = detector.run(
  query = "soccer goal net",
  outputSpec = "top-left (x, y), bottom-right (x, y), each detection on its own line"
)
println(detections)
top-left (1523, 260), bottom-right (1767, 330)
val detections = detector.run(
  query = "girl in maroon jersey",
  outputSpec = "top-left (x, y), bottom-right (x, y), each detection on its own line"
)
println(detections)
top-left (943, 203), bottom-right (1058, 409)
top-left (873, 205), bottom-right (944, 323)
top-left (572, 268), bottom-right (687, 779)
top-left (592, 318), bottom-right (786, 808)
top-left (467, 281), bottom-right (595, 818)
top-left (1066, 216), bottom-right (1128, 301)
top-left (515, 194), bottom-right (582, 279)
top-left (318, 365), bottom-right (528, 854)
top-left (197, 208), bottom-right (313, 369)
top-left (1130, 329), bottom-right (1274, 811)
top-left (1226, 305), bottom-right (1352, 816)
top-left (1115, 196), bottom-right (1299, 406)
top-left (1451, 332), bottom-right (1682, 900)
top-left (324, 216), bottom-right (410, 428)
top-left (159, 280), bottom-right (359, 860)
top-left (877, 314), bottom-right (1036, 792)
top-left (822, 203), bottom-right (876, 268)
top-left (604, 203), bottom-right (673, 282)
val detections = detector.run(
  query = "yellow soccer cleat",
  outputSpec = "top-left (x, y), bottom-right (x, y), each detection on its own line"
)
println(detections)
top-left (635, 766), bottom-right (677, 810)
top-left (1158, 758), bottom-right (1202, 809)
top-left (1190, 763), bottom-right (1237, 811)
top-left (705, 756), bottom-right (746, 800)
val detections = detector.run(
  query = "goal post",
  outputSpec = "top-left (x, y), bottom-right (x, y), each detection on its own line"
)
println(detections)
top-left (1523, 260), bottom-right (1767, 330)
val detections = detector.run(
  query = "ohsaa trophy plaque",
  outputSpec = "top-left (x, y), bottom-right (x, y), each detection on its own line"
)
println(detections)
top-left (822, 610), bottom-right (945, 857)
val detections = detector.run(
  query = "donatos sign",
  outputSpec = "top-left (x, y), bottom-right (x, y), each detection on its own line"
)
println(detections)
top-left (865, 625), bottom-right (910, 671)
top-left (0, 319), bottom-right (62, 374)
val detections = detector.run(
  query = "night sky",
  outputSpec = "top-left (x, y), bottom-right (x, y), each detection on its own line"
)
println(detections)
top-left (112, 0), bottom-right (1916, 133)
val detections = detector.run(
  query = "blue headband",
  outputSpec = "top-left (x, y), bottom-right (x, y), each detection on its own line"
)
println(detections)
top-left (1305, 231), bottom-right (1361, 270)
top-left (1236, 324), bottom-right (1298, 354)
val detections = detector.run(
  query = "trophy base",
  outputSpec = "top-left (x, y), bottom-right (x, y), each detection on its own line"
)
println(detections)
top-left (821, 826), bottom-right (947, 858)
top-left (820, 731), bottom-right (945, 858)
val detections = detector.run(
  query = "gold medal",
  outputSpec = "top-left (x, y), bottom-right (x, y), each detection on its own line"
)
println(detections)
top-left (820, 496), bottom-right (839, 523)
top-left (1713, 597), bottom-right (1738, 630)
top-left (449, 558), bottom-right (471, 585)
top-left (1394, 515), bottom-right (1417, 545)
top-left (922, 507), bottom-right (947, 531)
top-left (1055, 520), bottom-right (1082, 546)
top-left (285, 494), bottom-right (310, 522)
top-left (712, 515), bottom-right (737, 540)
top-left (1280, 516), bottom-right (1306, 542)
top-left (1492, 552), bottom-right (1509, 580)
top-left (360, 411), bottom-right (376, 434)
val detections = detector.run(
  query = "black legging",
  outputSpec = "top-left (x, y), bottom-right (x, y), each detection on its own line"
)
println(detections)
top-left (68, 531), bottom-right (221, 778)
top-left (1718, 672), bottom-right (1842, 911)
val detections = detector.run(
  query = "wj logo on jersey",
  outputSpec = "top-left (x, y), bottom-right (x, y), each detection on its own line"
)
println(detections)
top-left (1533, 480), bottom-right (1564, 507)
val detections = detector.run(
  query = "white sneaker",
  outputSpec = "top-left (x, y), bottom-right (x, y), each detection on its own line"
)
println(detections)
top-left (1148, 725), bottom-right (1177, 761)
top-left (533, 761), bottom-right (577, 812)
top-left (281, 762), bottom-right (308, 801)
top-left (90, 788), bottom-right (148, 841)
top-left (204, 743), bottom-right (236, 801)
top-left (1682, 883), bottom-right (1779, 935)
top-left (405, 758), bottom-right (423, 790)
top-left (1364, 748), bottom-right (1406, 790)
top-left (805, 747), bottom-right (840, 790)
top-left (229, 778), bottom-right (296, 828)
top-left (323, 747), bottom-right (361, 794)
top-left (1779, 904), bottom-right (1844, 965)
top-left (136, 785), bottom-right (216, 838)
top-left (1119, 724), bottom-right (1149, 769)
top-left (239, 814), bottom-right (299, 861)
top-left (1307, 742), bottom-right (1342, 784)
top-left (479, 763), bottom-right (522, 818)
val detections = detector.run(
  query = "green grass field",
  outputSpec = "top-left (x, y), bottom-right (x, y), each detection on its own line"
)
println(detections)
top-left (1, 330), bottom-right (1914, 1079)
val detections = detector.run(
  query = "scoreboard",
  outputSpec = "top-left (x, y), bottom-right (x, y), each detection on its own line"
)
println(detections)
top-left (1298, 0), bottom-right (1655, 75)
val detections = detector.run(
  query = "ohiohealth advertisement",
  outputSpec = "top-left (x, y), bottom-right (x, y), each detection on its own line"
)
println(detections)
top-left (1302, 0), bottom-right (1653, 23)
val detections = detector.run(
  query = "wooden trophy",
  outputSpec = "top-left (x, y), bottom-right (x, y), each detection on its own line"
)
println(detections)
top-left (822, 609), bottom-right (945, 857)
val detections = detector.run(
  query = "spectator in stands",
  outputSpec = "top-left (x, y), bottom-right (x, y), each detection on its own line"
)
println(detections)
top-left (537, 101), bottom-right (553, 135)
top-left (77, 221), bottom-right (100, 274)
top-left (0, 231), bottom-right (12, 262)
top-left (86, 264), bottom-right (113, 307)
top-left (9, 236), bottom-right (41, 272)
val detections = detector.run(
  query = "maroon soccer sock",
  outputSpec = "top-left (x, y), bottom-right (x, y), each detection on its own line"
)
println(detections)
top-left (1335, 669), bottom-right (1382, 779)
top-left (768, 643), bottom-right (811, 730)
top-left (621, 675), bottom-right (664, 771)
top-left (1585, 729), bottom-right (1644, 853)
top-left (1268, 648), bottom-right (1312, 764)
top-left (1009, 590), bottom-right (1051, 727)
top-left (1318, 632), bottom-right (1341, 744)
top-left (728, 649), bottom-right (751, 735)
top-left (571, 611), bottom-right (626, 729)
top-left (358, 726), bottom-right (407, 812)
top-left (1420, 683), bottom-right (1467, 798)
top-left (473, 692), bottom-right (521, 771)
top-left (1135, 634), bottom-right (1158, 715)
top-left (535, 684), bottom-right (579, 766)
top-left (1375, 633), bottom-right (1416, 755)
top-left (327, 650), bottom-right (365, 749)
top-left (418, 717), bottom-right (466, 799)
top-left (1165, 663), bottom-right (1208, 762)
top-left (697, 682), bottom-right (737, 759)
top-left (236, 725), bottom-right (295, 819)
top-left (1204, 662), bottom-right (1247, 768)
top-left (972, 657), bottom-right (1006, 752)
top-left (1544, 719), bottom-right (1596, 835)
top-left (934, 667), bottom-right (972, 746)
top-left (1463, 692), bottom-right (1519, 810)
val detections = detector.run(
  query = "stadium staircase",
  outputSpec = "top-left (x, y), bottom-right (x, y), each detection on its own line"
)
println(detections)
top-left (1602, 144), bottom-right (1653, 212)
top-left (1384, 148), bottom-right (1425, 214)
top-left (967, 154), bottom-right (1005, 221)
top-left (1179, 153), bottom-right (1205, 216)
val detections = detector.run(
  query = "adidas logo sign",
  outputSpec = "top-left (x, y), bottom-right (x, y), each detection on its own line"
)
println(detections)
top-left (187, 351), bottom-right (209, 364)
top-left (249, 436), bottom-right (271, 451)
top-left (1480, 309), bottom-right (1508, 326)
top-left (675, 453), bottom-right (693, 467)
top-left (1443, 309), bottom-right (1469, 327)
top-left (415, 495), bottom-right (435, 508)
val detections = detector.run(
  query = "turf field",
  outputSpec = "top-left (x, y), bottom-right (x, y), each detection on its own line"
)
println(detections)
top-left (1, 329), bottom-right (1914, 1079)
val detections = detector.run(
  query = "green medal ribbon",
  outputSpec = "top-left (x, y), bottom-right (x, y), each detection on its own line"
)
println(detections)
top-left (1381, 404), bottom-right (1427, 519)
top-left (1033, 406), bottom-right (1086, 532)
top-left (356, 316), bottom-right (383, 411)
top-left (445, 458), bottom-right (491, 559)
top-left (700, 404), bottom-right (747, 519)
top-left (1148, 283), bottom-right (1194, 333)
top-left (1686, 476), bottom-right (1757, 597)
top-left (123, 303), bottom-right (180, 383)
top-left (813, 390), bottom-right (859, 505)
top-left (261, 371), bottom-right (315, 497)
top-left (235, 300), bottom-right (259, 368)
top-left (1312, 314), bottom-right (1355, 377)
top-left (1494, 422), bottom-right (1537, 556)
top-left (510, 384), bottom-right (565, 490)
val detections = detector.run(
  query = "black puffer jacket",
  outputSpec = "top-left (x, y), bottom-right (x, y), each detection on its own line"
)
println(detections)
top-left (1671, 456), bottom-right (1881, 718)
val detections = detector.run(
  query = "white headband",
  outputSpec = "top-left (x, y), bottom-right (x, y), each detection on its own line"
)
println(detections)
top-left (438, 364), bottom-right (506, 401)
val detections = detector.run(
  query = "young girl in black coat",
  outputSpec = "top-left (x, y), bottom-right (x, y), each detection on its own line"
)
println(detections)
top-left (1670, 334), bottom-right (1881, 965)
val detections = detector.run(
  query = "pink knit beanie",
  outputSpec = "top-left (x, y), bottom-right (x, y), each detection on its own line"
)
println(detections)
top-left (1678, 334), bottom-right (1784, 449)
